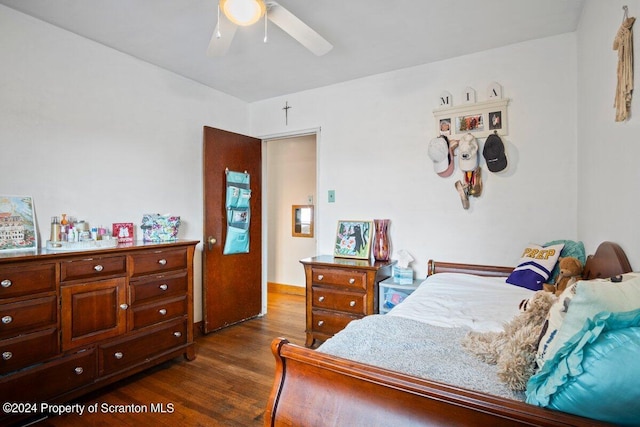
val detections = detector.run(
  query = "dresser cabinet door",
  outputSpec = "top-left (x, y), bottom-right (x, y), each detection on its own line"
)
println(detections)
top-left (61, 277), bottom-right (127, 350)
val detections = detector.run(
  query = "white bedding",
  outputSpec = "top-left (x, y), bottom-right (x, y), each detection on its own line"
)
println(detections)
top-left (388, 272), bottom-right (534, 332)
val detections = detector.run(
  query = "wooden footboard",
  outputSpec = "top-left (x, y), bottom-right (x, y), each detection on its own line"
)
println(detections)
top-left (265, 338), bottom-right (610, 427)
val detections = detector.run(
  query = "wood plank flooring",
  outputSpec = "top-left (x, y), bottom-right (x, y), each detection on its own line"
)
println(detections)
top-left (32, 292), bottom-right (306, 427)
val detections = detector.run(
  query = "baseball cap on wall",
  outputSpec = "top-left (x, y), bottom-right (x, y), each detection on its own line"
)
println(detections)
top-left (483, 133), bottom-right (508, 172)
top-left (458, 133), bottom-right (479, 172)
top-left (428, 136), bottom-right (449, 174)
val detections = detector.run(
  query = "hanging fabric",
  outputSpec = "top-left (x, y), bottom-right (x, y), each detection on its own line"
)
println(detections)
top-left (223, 169), bottom-right (251, 255)
top-left (614, 6), bottom-right (635, 122)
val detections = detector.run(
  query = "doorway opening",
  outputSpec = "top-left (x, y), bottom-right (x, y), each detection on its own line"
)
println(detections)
top-left (264, 132), bottom-right (317, 311)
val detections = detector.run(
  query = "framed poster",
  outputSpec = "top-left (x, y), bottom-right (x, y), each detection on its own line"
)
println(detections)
top-left (0, 195), bottom-right (38, 252)
top-left (334, 220), bottom-right (373, 259)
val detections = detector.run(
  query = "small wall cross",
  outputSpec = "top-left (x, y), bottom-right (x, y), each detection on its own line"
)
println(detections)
top-left (282, 101), bottom-right (292, 125)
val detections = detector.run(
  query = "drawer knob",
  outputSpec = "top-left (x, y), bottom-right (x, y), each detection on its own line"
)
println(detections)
top-left (2, 351), bottom-right (12, 361)
top-left (120, 303), bottom-right (129, 310)
top-left (1, 315), bottom-right (12, 324)
top-left (114, 352), bottom-right (124, 359)
top-left (94, 264), bottom-right (104, 272)
top-left (173, 331), bottom-right (182, 337)
top-left (317, 320), bottom-right (324, 327)
top-left (159, 284), bottom-right (168, 291)
top-left (74, 367), bottom-right (84, 375)
top-left (318, 296), bottom-right (325, 302)
top-left (1, 279), bottom-right (12, 288)
top-left (159, 308), bottom-right (167, 315)
top-left (349, 278), bottom-right (355, 284)
top-left (317, 274), bottom-right (324, 281)
top-left (349, 301), bottom-right (356, 307)
top-left (158, 259), bottom-right (167, 266)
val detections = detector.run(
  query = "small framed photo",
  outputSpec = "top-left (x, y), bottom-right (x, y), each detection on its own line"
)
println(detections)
top-left (456, 113), bottom-right (484, 133)
top-left (334, 220), bottom-right (373, 259)
top-left (489, 111), bottom-right (502, 130)
top-left (439, 118), bottom-right (451, 135)
top-left (113, 222), bottom-right (134, 243)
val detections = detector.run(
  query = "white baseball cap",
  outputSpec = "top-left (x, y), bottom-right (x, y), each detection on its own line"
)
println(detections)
top-left (458, 133), bottom-right (479, 172)
top-left (428, 136), bottom-right (449, 174)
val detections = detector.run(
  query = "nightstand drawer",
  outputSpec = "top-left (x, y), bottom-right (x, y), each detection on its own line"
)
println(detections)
top-left (311, 286), bottom-right (367, 315)
top-left (0, 263), bottom-right (56, 299)
top-left (0, 296), bottom-right (57, 339)
top-left (60, 256), bottom-right (126, 282)
top-left (310, 310), bottom-right (358, 337)
top-left (310, 268), bottom-right (367, 290)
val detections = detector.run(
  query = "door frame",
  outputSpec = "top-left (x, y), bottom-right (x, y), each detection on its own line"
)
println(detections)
top-left (259, 127), bottom-right (321, 314)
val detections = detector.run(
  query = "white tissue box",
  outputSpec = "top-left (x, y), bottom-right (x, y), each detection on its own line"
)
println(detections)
top-left (392, 266), bottom-right (413, 285)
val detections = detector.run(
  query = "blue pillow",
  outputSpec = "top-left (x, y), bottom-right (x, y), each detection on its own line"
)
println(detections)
top-left (526, 309), bottom-right (640, 426)
top-left (544, 240), bottom-right (586, 284)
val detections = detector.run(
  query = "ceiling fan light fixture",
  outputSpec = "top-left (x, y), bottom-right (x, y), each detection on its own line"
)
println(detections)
top-left (220, 0), bottom-right (266, 26)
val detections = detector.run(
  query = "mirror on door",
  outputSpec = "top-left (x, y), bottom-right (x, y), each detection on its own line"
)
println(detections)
top-left (292, 205), bottom-right (314, 238)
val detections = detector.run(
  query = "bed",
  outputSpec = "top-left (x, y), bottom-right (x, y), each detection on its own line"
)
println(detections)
top-left (265, 241), bottom-right (637, 426)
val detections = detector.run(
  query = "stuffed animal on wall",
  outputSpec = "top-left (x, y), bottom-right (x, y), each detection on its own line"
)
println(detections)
top-left (543, 257), bottom-right (583, 296)
top-left (461, 290), bottom-right (557, 391)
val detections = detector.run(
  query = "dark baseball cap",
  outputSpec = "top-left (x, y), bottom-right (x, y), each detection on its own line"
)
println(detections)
top-left (482, 133), bottom-right (507, 172)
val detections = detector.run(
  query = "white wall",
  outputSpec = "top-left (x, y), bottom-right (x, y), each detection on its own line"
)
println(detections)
top-left (252, 34), bottom-right (579, 277)
top-left (0, 5), bottom-right (251, 322)
top-left (576, 0), bottom-right (640, 267)
top-left (266, 135), bottom-right (316, 287)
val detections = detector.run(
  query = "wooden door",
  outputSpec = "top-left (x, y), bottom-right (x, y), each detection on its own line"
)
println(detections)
top-left (202, 127), bottom-right (262, 333)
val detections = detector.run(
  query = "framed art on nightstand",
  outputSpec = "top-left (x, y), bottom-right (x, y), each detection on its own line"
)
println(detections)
top-left (334, 220), bottom-right (373, 259)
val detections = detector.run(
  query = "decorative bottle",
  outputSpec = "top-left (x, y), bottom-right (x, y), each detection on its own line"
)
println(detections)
top-left (50, 216), bottom-right (61, 242)
top-left (373, 219), bottom-right (391, 261)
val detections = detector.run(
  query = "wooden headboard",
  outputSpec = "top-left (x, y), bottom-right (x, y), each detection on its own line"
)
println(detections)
top-left (427, 241), bottom-right (633, 280)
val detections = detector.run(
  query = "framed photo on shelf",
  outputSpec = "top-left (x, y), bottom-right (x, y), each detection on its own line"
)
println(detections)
top-left (0, 195), bottom-right (38, 252)
top-left (433, 98), bottom-right (509, 139)
top-left (334, 220), bottom-right (373, 259)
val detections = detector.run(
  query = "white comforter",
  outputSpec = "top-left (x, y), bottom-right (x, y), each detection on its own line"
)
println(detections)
top-left (388, 273), bottom-right (534, 332)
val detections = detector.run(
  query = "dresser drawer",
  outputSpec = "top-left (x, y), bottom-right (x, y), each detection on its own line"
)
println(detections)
top-left (0, 348), bottom-right (96, 403)
top-left (60, 256), bottom-right (127, 282)
top-left (130, 271), bottom-right (187, 304)
top-left (311, 268), bottom-right (367, 290)
top-left (130, 248), bottom-right (187, 277)
top-left (311, 286), bottom-right (367, 315)
top-left (99, 319), bottom-right (187, 376)
top-left (310, 309), bottom-right (358, 337)
top-left (130, 296), bottom-right (187, 330)
top-left (0, 263), bottom-right (56, 299)
top-left (0, 327), bottom-right (58, 375)
top-left (0, 296), bottom-right (57, 339)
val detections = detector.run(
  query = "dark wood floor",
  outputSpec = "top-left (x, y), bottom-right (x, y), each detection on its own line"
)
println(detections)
top-left (32, 292), bottom-right (306, 427)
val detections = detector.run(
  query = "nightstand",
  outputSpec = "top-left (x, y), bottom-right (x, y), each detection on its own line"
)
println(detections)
top-left (379, 278), bottom-right (422, 314)
top-left (300, 255), bottom-right (394, 347)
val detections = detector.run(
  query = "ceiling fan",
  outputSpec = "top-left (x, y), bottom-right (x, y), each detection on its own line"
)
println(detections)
top-left (207, 0), bottom-right (333, 57)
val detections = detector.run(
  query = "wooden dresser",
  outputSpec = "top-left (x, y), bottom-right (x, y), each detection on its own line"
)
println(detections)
top-left (301, 255), bottom-right (394, 347)
top-left (0, 240), bottom-right (198, 424)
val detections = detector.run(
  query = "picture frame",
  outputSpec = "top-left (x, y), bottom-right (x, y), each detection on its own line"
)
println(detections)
top-left (112, 222), bottom-right (134, 243)
top-left (0, 195), bottom-right (38, 252)
top-left (334, 220), bottom-right (373, 259)
top-left (433, 98), bottom-right (509, 139)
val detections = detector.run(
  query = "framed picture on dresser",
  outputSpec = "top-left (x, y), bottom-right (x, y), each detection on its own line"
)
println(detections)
top-left (334, 220), bottom-right (373, 259)
top-left (0, 195), bottom-right (37, 252)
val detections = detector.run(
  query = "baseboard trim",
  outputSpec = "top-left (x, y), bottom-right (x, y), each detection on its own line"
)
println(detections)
top-left (268, 282), bottom-right (305, 296)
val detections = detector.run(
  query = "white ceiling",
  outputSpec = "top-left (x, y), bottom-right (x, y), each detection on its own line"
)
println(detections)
top-left (0, 0), bottom-right (585, 102)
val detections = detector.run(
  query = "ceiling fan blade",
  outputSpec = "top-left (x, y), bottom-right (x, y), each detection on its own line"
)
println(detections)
top-left (267, 2), bottom-right (333, 56)
top-left (207, 16), bottom-right (238, 57)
